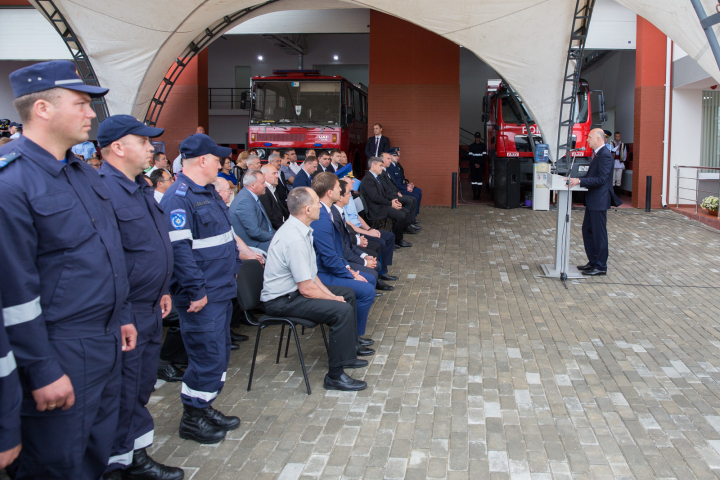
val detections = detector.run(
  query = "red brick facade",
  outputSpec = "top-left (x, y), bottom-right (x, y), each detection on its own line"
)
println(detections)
top-left (632, 17), bottom-right (667, 209)
top-left (368, 11), bottom-right (460, 206)
top-left (155, 50), bottom-right (209, 161)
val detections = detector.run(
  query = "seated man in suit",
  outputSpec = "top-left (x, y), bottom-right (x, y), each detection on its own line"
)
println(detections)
top-left (365, 123), bottom-right (390, 159)
top-left (387, 147), bottom-right (422, 217)
top-left (359, 157), bottom-right (412, 248)
top-left (311, 172), bottom-right (378, 348)
top-left (259, 164), bottom-right (288, 231)
top-left (567, 128), bottom-right (622, 276)
top-left (292, 155), bottom-right (317, 188)
top-left (334, 180), bottom-right (396, 290)
top-left (379, 153), bottom-right (420, 232)
top-left (229, 169), bottom-right (275, 252)
top-left (340, 178), bottom-right (397, 275)
top-left (267, 153), bottom-right (289, 208)
top-left (316, 150), bottom-right (334, 175)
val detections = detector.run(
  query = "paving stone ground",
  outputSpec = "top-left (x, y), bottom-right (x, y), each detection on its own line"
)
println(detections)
top-left (148, 204), bottom-right (720, 479)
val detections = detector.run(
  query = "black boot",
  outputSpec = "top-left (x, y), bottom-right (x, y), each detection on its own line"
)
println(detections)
top-left (179, 405), bottom-right (226, 444)
top-left (121, 448), bottom-right (184, 480)
top-left (157, 363), bottom-right (184, 383)
top-left (202, 405), bottom-right (240, 431)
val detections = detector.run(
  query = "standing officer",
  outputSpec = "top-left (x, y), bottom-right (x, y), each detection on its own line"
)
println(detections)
top-left (160, 134), bottom-right (243, 444)
top-left (468, 132), bottom-right (487, 200)
top-left (97, 116), bottom-right (183, 480)
top-left (0, 60), bottom-right (137, 479)
top-left (0, 296), bottom-right (22, 470)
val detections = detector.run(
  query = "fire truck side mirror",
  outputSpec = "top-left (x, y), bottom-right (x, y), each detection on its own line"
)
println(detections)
top-left (590, 90), bottom-right (607, 127)
top-left (482, 95), bottom-right (489, 114)
top-left (482, 113), bottom-right (488, 123)
top-left (240, 91), bottom-right (248, 110)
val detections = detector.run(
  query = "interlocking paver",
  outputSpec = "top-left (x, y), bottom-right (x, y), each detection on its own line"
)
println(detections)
top-left (146, 205), bottom-right (720, 479)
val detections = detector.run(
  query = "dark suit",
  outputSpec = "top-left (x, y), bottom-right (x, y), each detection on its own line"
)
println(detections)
top-left (365, 135), bottom-right (390, 159)
top-left (331, 205), bottom-right (380, 280)
top-left (293, 168), bottom-right (313, 188)
top-left (380, 170), bottom-right (417, 223)
top-left (320, 163), bottom-right (336, 174)
top-left (258, 186), bottom-right (288, 231)
top-left (229, 187), bottom-right (275, 251)
top-left (359, 172), bottom-right (409, 242)
top-left (276, 171), bottom-right (289, 208)
top-left (578, 146), bottom-right (622, 271)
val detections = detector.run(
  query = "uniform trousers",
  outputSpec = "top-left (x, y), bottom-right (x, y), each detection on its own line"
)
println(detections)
top-left (263, 286), bottom-right (359, 367)
top-left (177, 300), bottom-right (232, 409)
top-left (581, 209), bottom-right (609, 271)
top-left (403, 187), bottom-right (422, 215)
top-left (106, 306), bottom-right (162, 471)
top-left (317, 272), bottom-right (375, 336)
top-left (10, 332), bottom-right (121, 480)
top-left (470, 161), bottom-right (485, 197)
top-left (365, 230), bottom-right (395, 269)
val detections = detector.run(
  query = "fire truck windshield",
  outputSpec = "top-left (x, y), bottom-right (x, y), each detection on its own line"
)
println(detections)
top-left (574, 91), bottom-right (589, 124)
top-left (500, 96), bottom-right (533, 125)
top-left (250, 81), bottom-right (341, 126)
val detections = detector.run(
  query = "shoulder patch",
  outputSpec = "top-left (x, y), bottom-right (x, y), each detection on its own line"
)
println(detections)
top-left (175, 182), bottom-right (188, 197)
top-left (170, 209), bottom-right (187, 230)
top-left (0, 152), bottom-right (20, 170)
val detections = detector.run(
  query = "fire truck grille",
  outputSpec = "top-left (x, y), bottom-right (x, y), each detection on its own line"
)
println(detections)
top-left (514, 135), bottom-right (544, 153)
top-left (256, 133), bottom-right (307, 142)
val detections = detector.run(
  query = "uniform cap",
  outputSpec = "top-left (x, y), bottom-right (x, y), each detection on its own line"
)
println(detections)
top-left (9, 122), bottom-right (20, 128)
top-left (9, 60), bottom-right (108, 98)
top-left (97, 115), bottom-right (164, 148)
top-left (388, 147), bottom-right (400, 155)
top-left (474, 132), bottom-right (482, 138)
top-left (179, 134), bottom-right (231, 159)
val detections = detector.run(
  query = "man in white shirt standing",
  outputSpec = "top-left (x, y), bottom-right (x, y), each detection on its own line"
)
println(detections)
top-left (609, 131), bottom-right (627, 195)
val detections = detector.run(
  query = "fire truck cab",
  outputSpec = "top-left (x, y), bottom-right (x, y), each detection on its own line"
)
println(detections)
top-left (248, 70), bottom-right (368, 172)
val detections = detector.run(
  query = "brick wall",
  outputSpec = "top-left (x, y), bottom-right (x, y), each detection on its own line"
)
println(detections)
top-left (632, 17), bottom-right (666, 209)
top-left (368, 11), bottom-right (460, 206)
top-left (154, 50), bottom-right (209, 161)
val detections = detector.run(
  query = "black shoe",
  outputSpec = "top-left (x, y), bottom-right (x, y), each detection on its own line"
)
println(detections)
top-left (121, 448), bottom-right (184, 480)
top-left (413, 219), bottom-right (421, 224)
top-left (202, 405), bottom-right (240, 431)
top-left (358, 337), bottom-right (374, 346)
top-left (582, 268), bottom-right (607, 276)
top-left (104, 472), bottom-right (123, 480)
top-left (157, 364), bottom-right (185, 383)
top-left (376, 280), bottom-right (394, 291)
top-left (357, 346), bottom-right (375, 356)
top-left (231, 343), bottom-right (239, 351)
top-left (179, 405), bottom-right (226, 444)
top-left (230, 332), bottom-right (248, 342)
top-left (343, 359), bottom-right (369, 369)
top-left (395, 240), bottom-right (412, 248)
top-left (323, 373), bottom-right (367, 391)
top-left (577, 263), bottom-right (594, 271)
top-left (379, 273), bottom-right (398, 281)
top-left (375, 292), bottom-right (383, 297)
top-left (404, 227), bottom-right (419, 234)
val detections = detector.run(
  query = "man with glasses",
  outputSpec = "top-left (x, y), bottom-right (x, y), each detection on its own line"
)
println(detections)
top-left (150, 169), bottom-right (173, 203)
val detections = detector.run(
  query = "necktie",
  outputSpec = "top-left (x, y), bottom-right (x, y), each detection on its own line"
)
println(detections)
top-left (256, 197), bottom-right (273, 231)
top-left (591, 150), bottom-right (596, 161)
top-left (375, 136), bottom-right (380, 157)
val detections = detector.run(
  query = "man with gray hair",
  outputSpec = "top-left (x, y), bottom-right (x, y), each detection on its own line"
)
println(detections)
top-left (261, 187), bottom-right (368, 391)
top-left (229, 169), bottom-right (275, 252)
top-left (259, 164), bottom-right (288, 231)
top-left (246, 154), bottom-right (261, 171)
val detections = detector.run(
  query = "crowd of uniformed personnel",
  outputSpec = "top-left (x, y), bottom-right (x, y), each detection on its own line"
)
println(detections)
top-left (0, 60), bottom-right (426, 480)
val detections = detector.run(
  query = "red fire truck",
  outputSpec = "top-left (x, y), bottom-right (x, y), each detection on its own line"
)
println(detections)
top-left (482, 79), bottom-right (604, 191)
top-left (247, 70), bottom-right (368, 170)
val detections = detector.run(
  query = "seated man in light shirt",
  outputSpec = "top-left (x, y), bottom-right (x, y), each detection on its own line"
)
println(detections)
top-left (261, 187), bottom-right (368, 391)
top-left (341, 178), bottom-right (396, 276)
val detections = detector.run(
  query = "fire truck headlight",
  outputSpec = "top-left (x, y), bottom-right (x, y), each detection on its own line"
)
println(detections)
top-left (332, 134), bottom-right (337, 142)
top-left (251, 134), bottom-right (256, 141)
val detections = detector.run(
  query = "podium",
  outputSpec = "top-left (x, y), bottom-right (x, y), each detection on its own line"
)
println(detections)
top-left (540, 174), bottom-right (587, 279)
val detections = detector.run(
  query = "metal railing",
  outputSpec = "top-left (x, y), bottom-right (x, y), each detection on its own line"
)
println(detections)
top-left (209, 88), bottom-right (251, 110)
top-left (674, 165), bottom-right (720, 212)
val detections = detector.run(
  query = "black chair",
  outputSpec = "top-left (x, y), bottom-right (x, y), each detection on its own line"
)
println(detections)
top-left (235, 259), bottom-right (329, 394)
top-left (358, 193), bottom-right (388, 230)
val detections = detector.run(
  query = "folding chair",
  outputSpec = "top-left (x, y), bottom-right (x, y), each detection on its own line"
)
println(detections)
top-left (235, 259), bottom-right (329, 394)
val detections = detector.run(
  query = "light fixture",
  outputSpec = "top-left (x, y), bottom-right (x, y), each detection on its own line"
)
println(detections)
top-left (257, 55), bottom-right (263, 61)
top-left (333, 55), bottom-right (339, 61)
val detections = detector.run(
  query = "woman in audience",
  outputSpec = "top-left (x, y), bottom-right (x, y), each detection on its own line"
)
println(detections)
top-left (218, 157), bottom-right (238, 193)
top-left (233, 151), bottom-right (249, 188)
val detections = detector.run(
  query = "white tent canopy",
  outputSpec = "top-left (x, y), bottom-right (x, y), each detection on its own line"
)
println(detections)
top-left (28, 0), bottom-right (720, 160)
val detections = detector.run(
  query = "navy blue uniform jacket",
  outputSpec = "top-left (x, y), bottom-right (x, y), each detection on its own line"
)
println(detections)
top-left (310, 206), bottom-right (354, 280)
top-left (160, 173), bottom-right (242, 306)
top-left (579, 147), bottom-right (623, 210)
top-left (0, 136), bottom-right (131, 391)
top-left (0, 295), bottom-right (21, 452)
top-left (293, 168), bottom-right (313, 188)
top-left (99, 161), bottom-right (174, 309)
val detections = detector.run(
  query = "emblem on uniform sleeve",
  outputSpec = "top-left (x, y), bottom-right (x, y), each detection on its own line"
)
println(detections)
top-left (170, 209), bottom-right (187, 230)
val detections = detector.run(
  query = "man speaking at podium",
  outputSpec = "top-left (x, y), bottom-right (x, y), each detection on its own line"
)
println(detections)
top-left (567, 128), bottom-right (622, 276)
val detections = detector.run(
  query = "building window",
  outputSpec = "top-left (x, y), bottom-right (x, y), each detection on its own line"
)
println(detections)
top-left (701, 91), bottom-right (720, 169)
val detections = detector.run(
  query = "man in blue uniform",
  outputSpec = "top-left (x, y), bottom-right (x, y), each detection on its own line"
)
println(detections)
top-left (0, 297), bottom-right (22, 470)
top-left (387, 147), bottom-right (422, 216)
top-left (0, 60), bottom-right (137, 479)
top-left (468, 133), bottom-right (487, 200)
top-left (97, 115), bottom-right (183, 480)
top-left (160, 134), bottom-right (243, 444)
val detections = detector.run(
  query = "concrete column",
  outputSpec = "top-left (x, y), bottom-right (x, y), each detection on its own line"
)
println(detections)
top-left (368, 11), bottom-right (459, 206)
top-left (156, 49), bottom-right (209, 161)
top-left (632, 17), bottom-right (667, 209)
